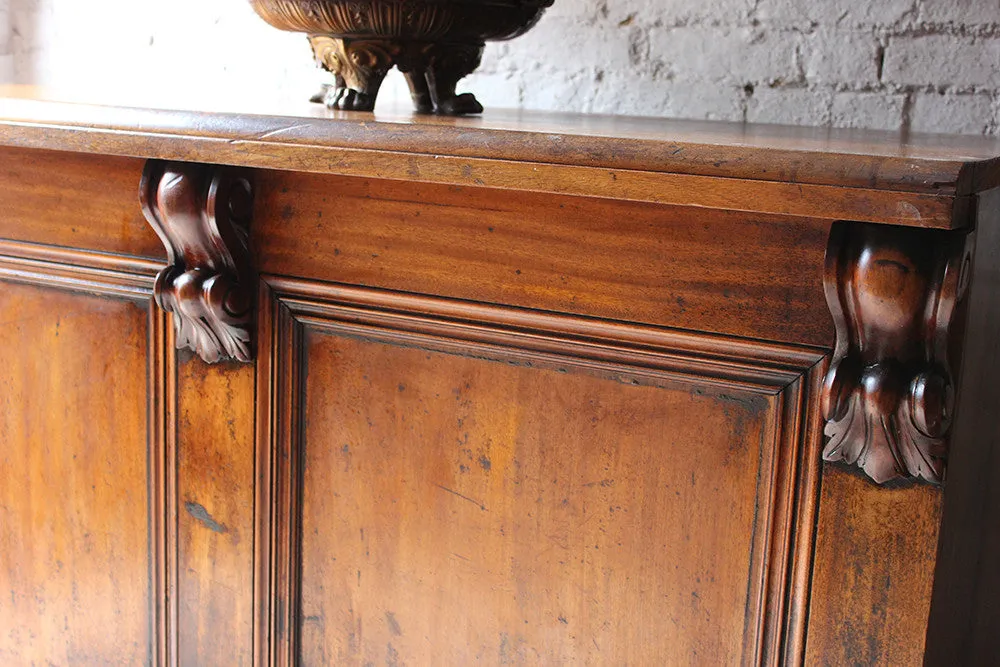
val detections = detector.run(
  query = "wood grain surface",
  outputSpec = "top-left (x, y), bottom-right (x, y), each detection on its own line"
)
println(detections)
top-left (255, 280), bottom-right (826, 665)
top-left (0, 147), bottom-right (162, 259)
top-left (926, 186), bottom-right (1000, 664)
top-left (300, 334), bottom-right (773, 664)
top-left (2, 86), bottom-right (1000, 195)
top-left (3, 89), bottom-right (1000, 664)
top-left (805, 468), bottom-right (944, 666)
top-left (176, 357), bottom-right (256, 666)
top-left (254, 172), bottom-right (835, 347)
top-left (2, 88), bottom-right (999, 228)
top-left (0, 283), bottom-right (154, 664)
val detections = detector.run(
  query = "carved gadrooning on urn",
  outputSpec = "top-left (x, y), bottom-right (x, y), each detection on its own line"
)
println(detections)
top-left (140, 161), bottom-right (256, 364)
top-left (247, 0), bottom-right (553, 115)
top-left (822, 221), bottom-right (974, 485)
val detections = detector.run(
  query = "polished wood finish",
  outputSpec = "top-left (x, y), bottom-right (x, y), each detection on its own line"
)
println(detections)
top-left (0, 146), bottom-right (161, 259)
top-left (141, 161), bottom-right (256, 363)
top-left (4, 88), bottom-right (1000, 226)
top-left (176, 358), bottom-right (256, 665)
top-left (2, 93), bottom-right (1000, 664)
top-left (298, 337), bottom-right (779, 663)
top-left (806, 469), bottom-right (944, 665)
top-left (0, 274), bottom-right (163, 664)
top-left (257, 277), bottom-right (826, 665)
top-left (822, 222), bottom-right (974, 484)
top-left (926, 186), bottom-right (1000, 664)
top-left (253, 171), bottom-right (833, 346)
top-left (3, 87), bottom-right (1000, 195)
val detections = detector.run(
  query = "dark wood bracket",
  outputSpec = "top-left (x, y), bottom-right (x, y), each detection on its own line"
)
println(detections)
top-left (822, 221), bottom-right (975, 484)
top-left (140, 161), bottom-right (256, 364)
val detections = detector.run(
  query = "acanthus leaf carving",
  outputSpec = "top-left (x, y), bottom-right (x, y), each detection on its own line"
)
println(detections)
top-left (140, 161), bottom-right (256, 364)
top-left (821, 221), bottom-right (974, 485)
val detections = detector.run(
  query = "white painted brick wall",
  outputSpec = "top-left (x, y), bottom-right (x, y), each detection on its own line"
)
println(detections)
top-left (757, 0), bottom-right (917, 27)
top-left (6, 0), bottom-right (1000, 135)
top-left (804, 29), bottom-right (879, 85)
top-left (0, 1), bottom-right (12, 83)
top-left (884, 35), bottom-right (1000, 89)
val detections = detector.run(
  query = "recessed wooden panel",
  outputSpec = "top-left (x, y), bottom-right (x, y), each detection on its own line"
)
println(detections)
top-left (253, 172), bottom-right (833, 347)
top-left (805, 467), bottom-right (943, 666)
top-left (0, 147), bottom-right (163, 259)
top-left (176, 357), bottom-right (256, 666)
top-left (0, 283), bottom-right (153, 664)
top-left (294, 330), bottom-right (780, 664)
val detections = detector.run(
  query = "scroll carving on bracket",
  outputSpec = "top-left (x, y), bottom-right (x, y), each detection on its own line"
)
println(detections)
top-left (140, 161), bottom-right (256, 364)
top-left (821, 221), bottom-right (974, 484)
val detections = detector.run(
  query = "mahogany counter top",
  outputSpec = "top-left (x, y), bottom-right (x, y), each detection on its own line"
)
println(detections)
top-left (2, 85), bottom-right (999, 229)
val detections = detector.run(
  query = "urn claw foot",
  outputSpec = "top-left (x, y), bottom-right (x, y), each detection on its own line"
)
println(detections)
top-left (325, 85), bottom-right (380, 112)
top-left (308, 36), bottom-right (390, 112)
top-left (307, 35), bottom-right (486, 116)
top-left (251, 0), bottom-right (553, 115)
top-left (310, 79), bottom-right (378, 112)
top-left (435, 92), bottom-right (484, 116)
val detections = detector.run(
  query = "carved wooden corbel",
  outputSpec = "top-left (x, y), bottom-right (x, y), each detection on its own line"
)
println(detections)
top-left (822, 221), bottom-right (974, 484)
top-left (140, 161), bottom-right (256, 364)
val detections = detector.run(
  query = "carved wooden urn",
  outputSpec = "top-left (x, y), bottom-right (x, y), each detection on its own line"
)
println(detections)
top-left (248, 0), bottom-right (554, 115)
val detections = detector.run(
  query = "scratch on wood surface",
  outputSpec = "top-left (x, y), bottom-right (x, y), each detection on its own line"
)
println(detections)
top-left (255, 123), bottom-right (313, 140)
top-left (434, 483), bottom-right (487, 511)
